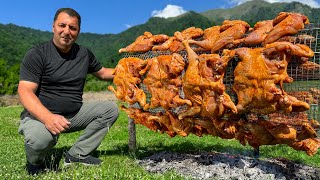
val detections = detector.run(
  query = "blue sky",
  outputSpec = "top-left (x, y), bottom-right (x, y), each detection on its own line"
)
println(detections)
top-left (0, 0), bottom-right (319, 34)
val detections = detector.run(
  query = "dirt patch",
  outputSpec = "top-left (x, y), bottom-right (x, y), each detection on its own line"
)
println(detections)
top-left (0, 94), bottom-right (20, 106)
top-left (0, 91), bottom-right (117, 107)
top-left (138, 151), bottom-right (320, 180)
top-left (82, 91), bottom-right (117, 102)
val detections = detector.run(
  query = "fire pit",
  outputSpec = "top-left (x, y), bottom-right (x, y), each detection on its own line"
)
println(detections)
top-left (138, 150), bottom-right (320, 179)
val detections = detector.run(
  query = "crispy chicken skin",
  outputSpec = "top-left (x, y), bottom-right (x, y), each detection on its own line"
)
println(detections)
top-left (140, 53), bottom-right (191, 110)
top-left (119, 32), bottom-right (169, 53)
top-left (264, 12), bottom-right (309, 44)
top-left (120, 106), bottom-right (161, 132)
top-left (152, 36), bottom-right (185, 52)
top-left (233, 20), bottom-right (274, 46)
top-left (152, 27), bottom-right (203, 52)
top-left (187, 26), bottom-right (221, 51)
top-left (290, 138), bottom-right (320, 156)
top-left (174, 26), bottom-right (204, 41)
top-left (108, 57), bottom-right (148, 108)
top-left (178, 40), bottom-right (237, 120)
top-left (210, 20), bottom-right (250, 53)
top-left (233, 42), bottom-right (313, 114)
top-left (115, 12), bottom-right (320, 156)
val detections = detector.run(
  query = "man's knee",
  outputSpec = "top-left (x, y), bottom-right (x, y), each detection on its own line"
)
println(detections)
top-left (108, 101), bottom-right (119, 120)
top-left (24, 130), bottom-right (57, 151)
top-left (19, 118), bottom-right (57, 152)
top-left (99, 101), bottom-right (119, 125)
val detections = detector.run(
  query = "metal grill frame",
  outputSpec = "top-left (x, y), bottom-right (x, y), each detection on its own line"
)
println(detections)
top-left (122, 24), bottom-right (320, 149)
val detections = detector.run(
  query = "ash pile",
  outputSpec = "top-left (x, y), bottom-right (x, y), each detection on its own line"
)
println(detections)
top-left (138, 151), bottom-right (320, 180)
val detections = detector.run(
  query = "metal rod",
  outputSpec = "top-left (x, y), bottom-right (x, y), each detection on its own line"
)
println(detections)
top-left (128, 117), bottom-right (137, 151)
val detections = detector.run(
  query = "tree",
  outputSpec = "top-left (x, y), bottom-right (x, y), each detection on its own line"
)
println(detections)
top-left (0, 59), bottom-right (20, 94)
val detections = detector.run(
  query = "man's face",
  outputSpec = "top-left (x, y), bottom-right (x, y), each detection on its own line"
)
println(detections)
top-left (52, 12), bottom-right (80, 53)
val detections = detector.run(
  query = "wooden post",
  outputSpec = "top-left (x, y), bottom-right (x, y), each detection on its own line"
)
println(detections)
top-left (253, 147), bottom-right (260, 158)
top-left (128, 117), bottom-right (136, 151)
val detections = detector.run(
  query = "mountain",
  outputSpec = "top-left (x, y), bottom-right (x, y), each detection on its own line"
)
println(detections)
top-left (1, 1), bottom-right (320, 68)
top-left (201, 0), bottom-right (320, 26)
top-left (94, 11), bottom-right (213, 67)
top-left (0, 11), bottom-right (213, 68)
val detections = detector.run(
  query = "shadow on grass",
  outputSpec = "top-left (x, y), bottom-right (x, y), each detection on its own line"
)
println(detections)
top-left (95, 141), bottom-right (257, 160)
top-left (44, 141), bottom-right (257, 171)
top-left (135, 141), bottom-right (257, 158)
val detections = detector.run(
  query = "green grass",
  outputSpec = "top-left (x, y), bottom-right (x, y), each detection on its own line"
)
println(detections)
top-left (0, 105), bottom-right (320, 179)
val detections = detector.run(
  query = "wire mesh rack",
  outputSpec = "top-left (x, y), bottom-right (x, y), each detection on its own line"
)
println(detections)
top-left (122, 24), bottom-right (320, 122)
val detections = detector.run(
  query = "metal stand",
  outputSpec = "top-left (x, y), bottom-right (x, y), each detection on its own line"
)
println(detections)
top-left (253, 147), bottom-right (260, 158)
top-left (128, 117), bottom-right (137, 151)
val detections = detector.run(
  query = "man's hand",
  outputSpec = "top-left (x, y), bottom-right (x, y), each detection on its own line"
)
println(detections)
top-left (18, 80), bottom-right (71, 135)
top-left (44, 114), bottom-right (71, 135)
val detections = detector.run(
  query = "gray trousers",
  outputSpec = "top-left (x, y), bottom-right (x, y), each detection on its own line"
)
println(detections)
top-left (18, 101), bottom-right (119, 165)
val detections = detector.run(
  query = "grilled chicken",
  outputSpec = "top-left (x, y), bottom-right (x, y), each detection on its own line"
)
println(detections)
top-left (152, 27), bottom-right (203, 52)
top-left (290, 138), bottom-right (320, 156)
top-left (233, 20), bottom-right (274, 46)
top-left (108, 57), bottom-right (148, 108)
top-left (116, 12), bottom-right (319, 156)
top-left (187, 26), bottom-right (221, 51)
top-left (119, 31), bottom-right (169, 53)
top-left (121, 105), bottom-right (161, 132)
top-left (178, 40), bottom-right (237, 119)
top-left (210, 20), bottom-right (250, 53)
top-left (264, 12), bottom-right (309, 44)
top-left (233, 42), bottom-right (313, 114)
top-left (140, 53), bottom-right (191, 110)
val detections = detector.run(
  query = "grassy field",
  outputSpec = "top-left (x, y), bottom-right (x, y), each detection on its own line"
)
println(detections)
top-left (0, 105), bottom-right (320, 179)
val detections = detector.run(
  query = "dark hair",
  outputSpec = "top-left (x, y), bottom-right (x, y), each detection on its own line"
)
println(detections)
top-left (53, 8), bottom-right (81, 28)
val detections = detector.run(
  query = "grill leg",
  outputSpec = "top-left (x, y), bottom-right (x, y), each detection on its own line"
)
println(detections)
top-left (128, 117), bottom-right (137, 151)
top-left (253, 147), bottom-right (260, 158)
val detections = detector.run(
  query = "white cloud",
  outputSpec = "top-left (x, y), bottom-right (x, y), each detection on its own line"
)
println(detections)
top-left (231, 0), bottom-right (320, 8)
top-left (152, 4), bottom-right (188, 18)
top-left (124, 24), bottom-right (132, 29)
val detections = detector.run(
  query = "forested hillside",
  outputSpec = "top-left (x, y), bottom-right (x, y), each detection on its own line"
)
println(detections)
top-left (0, 0), bottom-right (319, 94)
top-left (201, 0), bottom-right (320, 26)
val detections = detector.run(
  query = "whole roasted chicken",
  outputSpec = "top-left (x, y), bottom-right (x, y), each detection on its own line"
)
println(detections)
top-left (139, 53), bottom-right (192, 110)
top-left (178, 40), bottom-right (237, 120)
top-left (238, 116), bottom-right (320, 156)
top-left (152, 111), bottom-right (194, 137)
top-left (187, 26), bottom-right (221, 51)
top-left (119, 31), bottom-right (169, 53)
top-left (120, 106), bottom-right (161, 132)
top-left (152, 27), bottom-right (203, 52)
top-left (233, 42), bottom-right (314, 114)
top-left (233, 20), bottom-right (274, 46)
top-left (210, 20), bottom-right (250, 53)
top-left (108, 57), bottom-right (148, 108)
top-left (264, 12), bottom-right (310, 44)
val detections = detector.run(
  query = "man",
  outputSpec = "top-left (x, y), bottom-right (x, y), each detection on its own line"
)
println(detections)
top-left (18, 8), bottom-right (119, 175)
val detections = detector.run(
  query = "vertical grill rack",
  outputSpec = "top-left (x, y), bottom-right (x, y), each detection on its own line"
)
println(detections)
top-left (122, 23), bottom-right (320, 122)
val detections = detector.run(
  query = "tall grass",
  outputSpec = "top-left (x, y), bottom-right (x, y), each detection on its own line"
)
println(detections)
top-left (0, 106), bottom-right (319, 179)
